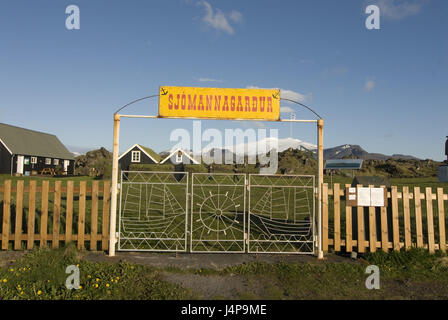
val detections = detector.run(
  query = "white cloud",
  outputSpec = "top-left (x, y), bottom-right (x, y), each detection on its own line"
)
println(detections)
top-left (246, 86), bottom-right (308, 103)
top-left (280, 89), bottom-right (307, 103)
top-left (229, 10), bottom-right (243, 23)
top-left (198, 77), bottom-right (224, 83)
top-left (280, 106), bottom-right (295, 113)
top-left (199, 1), bottom-right (242, 35)
top-left (365, 79), bottom-right (375, 92)
top-left (375, 0), bottom-right (424, 20)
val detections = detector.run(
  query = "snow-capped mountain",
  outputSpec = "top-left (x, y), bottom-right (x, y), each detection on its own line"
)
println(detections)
top-left (324, 144), bottom-right (420, 160)
top-left (202, 137), bottom-right (316, 156)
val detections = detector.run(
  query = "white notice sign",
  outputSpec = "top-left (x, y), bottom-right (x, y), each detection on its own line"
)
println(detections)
top-left (370, 188), bottom-right (385, 207)
top-left (357, 187), bottom-right (371, 206)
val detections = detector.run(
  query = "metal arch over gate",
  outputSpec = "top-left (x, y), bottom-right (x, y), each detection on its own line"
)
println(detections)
top-left (118, 171), bottom-right (188, 252)
top-left (190, 173), bottom-right (246, 253)
top-left (109, 86), bottom-right (325, 259)
top-left (248, 174), bottom-right (315, 254)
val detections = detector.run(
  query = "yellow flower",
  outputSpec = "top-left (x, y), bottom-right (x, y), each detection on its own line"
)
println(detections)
top-left (2, 279), bottom-right (7, 283)
top-left (88, 275), bottom-right (91, 279)
top-left (20, 291), bottom-right (24, 295)
top-left (76, 264), bottom-right (79, 267)
top-left (114, 280), bottom-right (118, 284)
top-left (9, 268), bottom-right (14, 272)
top-left (79, 285), bottom-right (83, 289)
top-left (116, 276), bottom-right (120, 280)
top-left (94, 284), bottom-right (99, 288)
top-left (106, 283), bottom-right (110, 288)
top-left (37, 290), bottom-right (42, 295)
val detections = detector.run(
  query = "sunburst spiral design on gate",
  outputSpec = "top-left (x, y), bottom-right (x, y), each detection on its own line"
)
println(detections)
top-left (198, 192), bottom-right (239, 234)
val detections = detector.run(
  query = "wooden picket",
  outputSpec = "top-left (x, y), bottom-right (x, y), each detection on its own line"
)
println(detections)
top-left (322, 183), bottom-right (329, 252)
top-left (1, 180), bottom-right (11, 250)
top-left (333, 184), bottom-right (341, 252)
top-left (78, 181), bottom-right (86, 250)
top-left (380, 185), bottom-right (388, 252)
top-left (437, 188), bottom-right (446, 252)
top-left (27, 181), bottom-right (36, 250)
top-left (356, 184), bottom-right (365, 253)
top-left (345, 184), bottom-right (353, 252)
top-left (426, 187), bottom-right (435, 254)
top-left (414, 187), bottom-right (423, 248)
top-left (14, 181), bottom-right (24, 250)
top-left (403, 186), bottom-right (412, 250)
top-left (65, 181), bottom-right (74, 244)
top-left (391, 186), bottom-right (400, 251)
top-left (101, 181), bottom-right (110, 251)
top-left (52, 181), bottom-right (61, 249)
top-left (0, 180), bottom-right (110, 251)
top-left (91, 181), bottom-right (99, 251)
top-left (40, 181), bottom-right (49, 247)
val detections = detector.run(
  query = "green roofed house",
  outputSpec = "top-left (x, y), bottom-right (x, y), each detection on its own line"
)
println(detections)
top-left (118, 144), bottom-right (162, 171)
top-left (0, 123), bottom-right (75, 175)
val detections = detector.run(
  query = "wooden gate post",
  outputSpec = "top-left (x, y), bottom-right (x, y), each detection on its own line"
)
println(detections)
top-left (109, 114), bottom-right (120, 256)
top-left (317, 119), bottom-right (324, 259)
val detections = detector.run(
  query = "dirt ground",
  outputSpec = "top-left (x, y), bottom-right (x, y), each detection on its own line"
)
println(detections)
top-left (82, 251), bottom-right (355, 269)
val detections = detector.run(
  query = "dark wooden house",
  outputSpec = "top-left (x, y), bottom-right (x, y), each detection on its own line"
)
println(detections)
top-left (118, 144), bottom-right (161, 171)
top-left (0, 123), bottom-right (75, 175)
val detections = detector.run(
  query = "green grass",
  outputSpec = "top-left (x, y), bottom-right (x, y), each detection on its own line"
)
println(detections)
top-left (0, 245), bottom-right (196, 300)
top-left (1, 247), bottom-right (448, 299)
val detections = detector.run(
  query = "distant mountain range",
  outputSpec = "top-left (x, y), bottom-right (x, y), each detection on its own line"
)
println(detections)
top-left (323, 144), bottom-right (420, 161)
top-left (68, 139), bottom-right (422, 161)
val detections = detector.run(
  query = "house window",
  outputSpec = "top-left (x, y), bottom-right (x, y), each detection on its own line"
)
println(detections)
top-left (31, 157), bottom-right (37, 164)
top-left (45, 158), bottom-right (51, 165)
top-left (131, 151), bottom-right (141, 163)
top-left (54, 159), bottom-right (59, 165)
top-left (176, 153), bottom-right (183, 163)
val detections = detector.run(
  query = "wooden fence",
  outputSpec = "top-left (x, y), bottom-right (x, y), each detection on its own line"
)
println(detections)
top-left (0, 180), bottom-right (110, 251)
top-left (1, 179), bottom-right (447, 254)
top-left (322, 183), bottom-right (448, 253)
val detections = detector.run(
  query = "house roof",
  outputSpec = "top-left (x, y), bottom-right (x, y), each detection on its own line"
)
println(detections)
top-left (160, 148), bottom-right (199, 164)
top-left (118, 144), bottom-right (161, 163)
top-left (0, 123), bottom-right (74, 160)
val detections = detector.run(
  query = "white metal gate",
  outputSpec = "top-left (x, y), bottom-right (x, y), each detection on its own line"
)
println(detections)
top-left (248, 174), bottom-right (315, 254)
top-left (190, 173), bottom-right (246, 253)
top-left (117, 172), bottom-right (315, 254)
top-left (118, 171), bottom-right (188, 252)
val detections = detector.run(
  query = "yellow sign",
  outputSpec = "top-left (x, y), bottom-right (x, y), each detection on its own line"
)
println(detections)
top-left (158, 86), bottom-right (280, 121)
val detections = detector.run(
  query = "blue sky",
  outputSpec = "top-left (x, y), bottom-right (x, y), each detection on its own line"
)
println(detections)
top-left (0, 0), bottom-right (447, 160)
